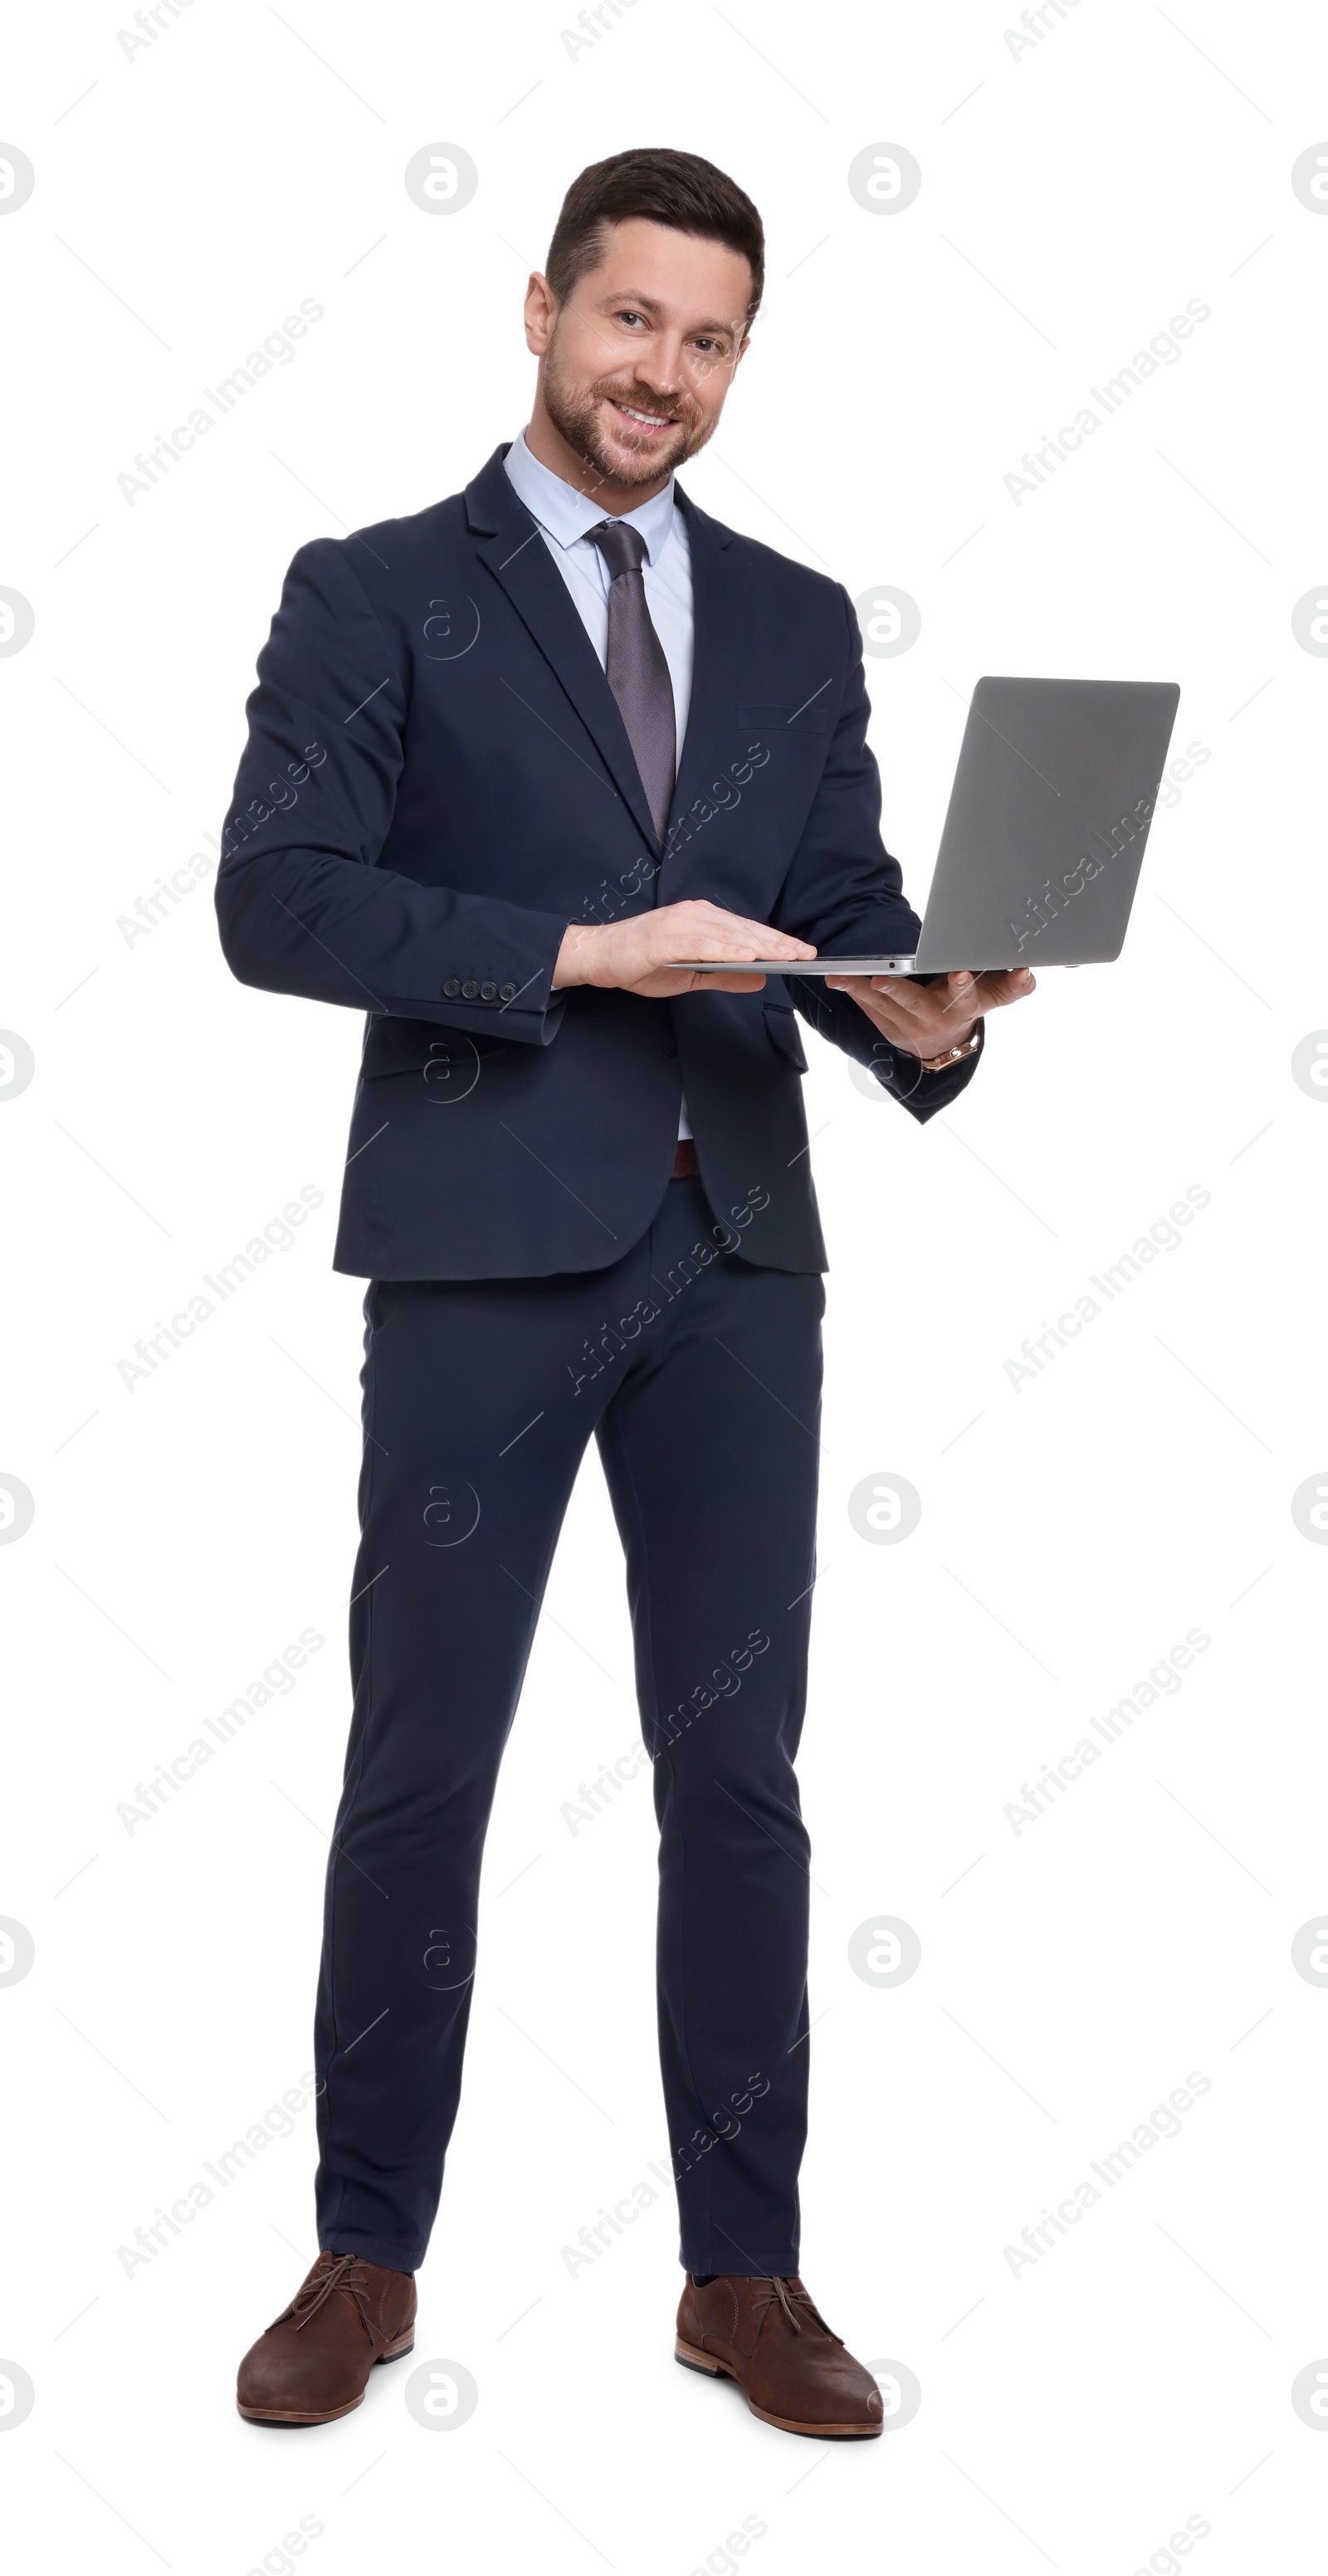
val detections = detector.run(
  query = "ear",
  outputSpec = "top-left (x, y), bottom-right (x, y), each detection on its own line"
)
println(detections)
top-left (525, 271), bottom-right (558, 357)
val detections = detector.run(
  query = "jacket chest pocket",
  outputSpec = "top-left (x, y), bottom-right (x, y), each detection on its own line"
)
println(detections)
top-left (735, 701), bottom-right (835, 737)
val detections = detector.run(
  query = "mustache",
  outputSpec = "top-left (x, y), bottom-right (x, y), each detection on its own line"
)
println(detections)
top-left (591, 381), bottom-right (699, 430)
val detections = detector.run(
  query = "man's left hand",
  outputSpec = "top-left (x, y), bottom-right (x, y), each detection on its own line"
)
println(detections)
top-left (822, 965), bottom-right (1036, 1058)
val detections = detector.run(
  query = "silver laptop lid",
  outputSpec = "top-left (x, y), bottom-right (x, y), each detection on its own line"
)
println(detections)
top-left (913, 676), bottom-right (1180, 971)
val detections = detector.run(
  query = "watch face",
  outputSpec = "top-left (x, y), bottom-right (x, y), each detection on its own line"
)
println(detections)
top-left (924, 1031), bottom-right (979, 1069)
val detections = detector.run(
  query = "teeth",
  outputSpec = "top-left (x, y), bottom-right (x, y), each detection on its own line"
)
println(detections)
top-left (618, 403), bottom-right (670, 427)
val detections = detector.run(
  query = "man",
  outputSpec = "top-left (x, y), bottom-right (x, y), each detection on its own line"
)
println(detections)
top-left (218, 146), bottom-right (1033, 2437)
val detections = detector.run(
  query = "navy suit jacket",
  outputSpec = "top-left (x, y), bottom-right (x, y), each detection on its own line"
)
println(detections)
top-left (216, 444), bottom-right (979, 1278)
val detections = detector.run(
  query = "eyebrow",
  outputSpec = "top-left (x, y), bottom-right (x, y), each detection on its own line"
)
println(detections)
top-left (596, 289), bottom-right (742, 335)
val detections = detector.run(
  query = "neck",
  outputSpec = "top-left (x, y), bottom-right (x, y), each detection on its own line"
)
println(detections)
top-left (523, 390), bottom-right (672, 513)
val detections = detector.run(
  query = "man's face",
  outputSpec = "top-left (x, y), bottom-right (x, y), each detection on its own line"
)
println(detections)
top-left (526, 216), bottom-right (753, 493)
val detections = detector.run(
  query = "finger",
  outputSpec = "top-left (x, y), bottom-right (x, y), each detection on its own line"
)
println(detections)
top-left (921, 971), bottom-right (977, 1019)
top-left (727, 925), bottom-right (818, 958)
top-left (979, 968), bottom-right (1036, 1005)
top-left (671, 946), bottom-right (813, 970)
top-left (863, 974), bottom-right (930, 1019)
top-left (827, 980), bottom-right (900, 1024)
top-left (668, 940), bottom-right (802, 967)
top-left (676, 904), bottom-right (816, 960)
top-left (630, 970), bottom-right (766, 997)
top-left (828, 975), bottom-right (911, 1016)
top-left (828, 975), bottom-right (891, 998)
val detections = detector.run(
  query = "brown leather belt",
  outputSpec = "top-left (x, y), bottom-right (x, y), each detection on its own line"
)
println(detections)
top-left (671, 1137), bottom-right (699, 1179)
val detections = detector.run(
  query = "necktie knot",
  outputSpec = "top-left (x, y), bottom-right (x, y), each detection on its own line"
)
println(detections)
top-left (587, 517), bottom-right (648, 582)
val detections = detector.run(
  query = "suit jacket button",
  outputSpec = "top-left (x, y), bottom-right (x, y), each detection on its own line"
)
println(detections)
top-left (480, 981), bottom-right (497, 1000)
top-left (500, 981), bottom-right (517, 1000)
top-left (461, 980), bottom-right (479, 998)
top-left (442, 978), bottom-right (460, 997)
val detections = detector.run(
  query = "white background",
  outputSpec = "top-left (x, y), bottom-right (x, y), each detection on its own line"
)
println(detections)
top-left (2, 2), bottom-right (1327, 2569)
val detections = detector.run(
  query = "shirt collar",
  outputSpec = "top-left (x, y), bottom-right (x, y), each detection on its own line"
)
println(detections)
top-left (504, 428), bottom-right (676, 567)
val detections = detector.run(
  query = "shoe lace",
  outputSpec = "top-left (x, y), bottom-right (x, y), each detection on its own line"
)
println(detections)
top-left (286, 2253), bottom-right (377, 2341)
top-left (751, 2277), bottom-right (842, 2343)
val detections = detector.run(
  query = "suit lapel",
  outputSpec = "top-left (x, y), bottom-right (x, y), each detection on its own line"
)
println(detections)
top-left (465, 447), bottom-right (660, 853)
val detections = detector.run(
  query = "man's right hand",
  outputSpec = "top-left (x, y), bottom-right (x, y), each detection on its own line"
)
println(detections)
top-left (553, 901), bottom-right (816, 997)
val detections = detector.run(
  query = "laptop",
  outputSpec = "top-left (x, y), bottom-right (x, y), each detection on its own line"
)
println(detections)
top-left (668, 675), bottom-right (1180, 976)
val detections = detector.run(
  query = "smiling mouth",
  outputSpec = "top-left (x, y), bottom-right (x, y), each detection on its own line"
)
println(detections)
top-left (607, 397), bottom-right (678, 433)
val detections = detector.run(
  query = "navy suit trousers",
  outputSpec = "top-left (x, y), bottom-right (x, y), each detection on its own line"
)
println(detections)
top-left (313, 1172), bottom-right (825, 2276)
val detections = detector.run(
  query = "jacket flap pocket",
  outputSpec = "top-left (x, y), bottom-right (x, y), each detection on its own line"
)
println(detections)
top-left (762, 1003), bottom-right (808, 1071)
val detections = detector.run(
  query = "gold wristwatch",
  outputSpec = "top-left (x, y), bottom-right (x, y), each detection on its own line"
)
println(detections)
top-left (915, 1019), bottom-right (983, 1074)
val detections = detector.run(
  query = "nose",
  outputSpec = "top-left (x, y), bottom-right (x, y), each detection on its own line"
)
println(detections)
top-left (631, 340), bottom-right (687, 398)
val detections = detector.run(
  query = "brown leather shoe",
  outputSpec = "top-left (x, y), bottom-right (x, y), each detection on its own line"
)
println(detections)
top-left (676, 2274), bottom-right (884, 2437)
top-left (237, 2251), bottom-right (417, 2425)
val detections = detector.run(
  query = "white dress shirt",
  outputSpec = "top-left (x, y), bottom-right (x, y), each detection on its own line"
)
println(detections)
top-left (504, 430), bottom-right (695, 1140)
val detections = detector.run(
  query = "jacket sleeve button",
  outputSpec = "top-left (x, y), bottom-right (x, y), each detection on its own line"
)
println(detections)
top-left (442, 978), bottom-right (460, 997)
top-left (500, 981), bottom-right (517, 1000)
top-left (461, 980), bottom-right (479, 999)
top-left (480, 981), bottom-right (497, 1000)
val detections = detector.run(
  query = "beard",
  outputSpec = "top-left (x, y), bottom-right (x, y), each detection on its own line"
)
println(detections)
top-left (540, 338), bottom-right (719, 491)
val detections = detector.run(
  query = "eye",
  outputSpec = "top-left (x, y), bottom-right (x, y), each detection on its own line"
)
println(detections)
top-left (616, 308), bottom-right (647, 329)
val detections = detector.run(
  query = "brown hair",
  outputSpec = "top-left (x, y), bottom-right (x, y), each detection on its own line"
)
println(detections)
top-left (545, 148), bottom-right (764, 324)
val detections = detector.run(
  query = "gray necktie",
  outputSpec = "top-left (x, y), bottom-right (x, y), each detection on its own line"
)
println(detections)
top-left (586, 518), bottom-right (676, 840)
